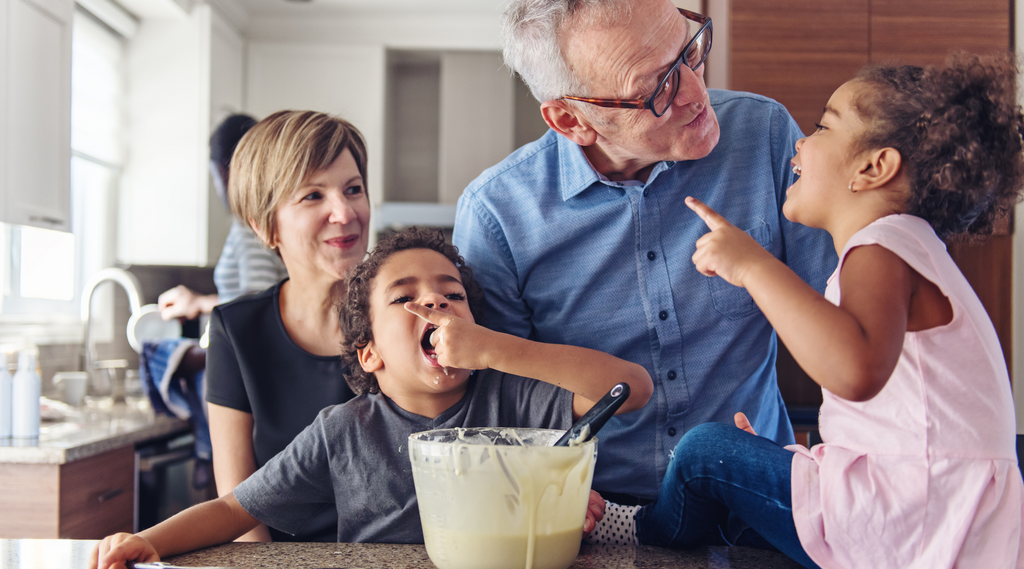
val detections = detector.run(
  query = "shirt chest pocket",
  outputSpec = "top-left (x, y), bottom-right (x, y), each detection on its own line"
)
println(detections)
top-left (707, 220), bottom-right (773, 320)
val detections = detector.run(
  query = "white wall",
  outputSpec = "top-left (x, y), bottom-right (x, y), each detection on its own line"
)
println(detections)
top-left (246, 43), bottom-right (386, 209)
top-left (244, 11), bottom-right (503, 219)
top-left (438, 51), bottom-right (513, 205)
top-left (702, 0), bottom-right (728, 90)
top-left (244, 12), bottom-right (501, 50)
top-left (207, 9), bottom-right (244, 267)
top-left (385, 54), bottom-right (440, 203)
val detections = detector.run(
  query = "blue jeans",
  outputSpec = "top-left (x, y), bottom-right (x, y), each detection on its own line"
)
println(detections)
top-left (635, 422), bottom-right (819, 569)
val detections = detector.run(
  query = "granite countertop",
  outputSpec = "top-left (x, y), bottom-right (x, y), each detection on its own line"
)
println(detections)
top-left (0, 403), bottom-right (189, 464)
top-left (1, 540), bottom-right (804, 569)
top-left (165, 541), bottom-right (805, 569)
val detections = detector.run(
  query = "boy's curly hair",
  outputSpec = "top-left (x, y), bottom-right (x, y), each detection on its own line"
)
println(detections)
top-left (339, 227), bottom-right (486, 395)
top-left (850, 52), bottom-right (1024, 239)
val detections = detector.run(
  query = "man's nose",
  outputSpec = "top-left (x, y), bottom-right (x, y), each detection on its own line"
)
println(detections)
top-left (672, 64), bottom-right (707, 108)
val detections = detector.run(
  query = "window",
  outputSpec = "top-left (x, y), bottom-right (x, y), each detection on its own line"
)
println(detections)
top-left (0, 6), bottom-right (124, 342)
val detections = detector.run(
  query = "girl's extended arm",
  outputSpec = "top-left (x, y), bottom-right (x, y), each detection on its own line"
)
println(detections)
top-left (90, 493), bottom-right (259, 569)
top-left (686, 197), bottom-right (909, 401)
top-left (405, 303), bottom-right (653, 416)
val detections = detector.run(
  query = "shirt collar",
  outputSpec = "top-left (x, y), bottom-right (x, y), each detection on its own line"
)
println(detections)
top-left (555, 133), bottom-right (675, 200)
top-left (557, 134), bottom-right (602, 201)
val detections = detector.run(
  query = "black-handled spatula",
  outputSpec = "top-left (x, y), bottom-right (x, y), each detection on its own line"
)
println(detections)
top-left (553, 382), bottom-right (630, 446)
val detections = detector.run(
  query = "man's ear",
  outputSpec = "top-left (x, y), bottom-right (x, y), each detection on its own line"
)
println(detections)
top-left (851, 147), bottom-right (902, 192)
top-left (358, 340), bottom-right (383, 373)
top-left (540, 100), bottom-right (598, 146)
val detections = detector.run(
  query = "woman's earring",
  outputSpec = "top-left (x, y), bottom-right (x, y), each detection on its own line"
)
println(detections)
top-left (849, 181), bottom-right (855, 193)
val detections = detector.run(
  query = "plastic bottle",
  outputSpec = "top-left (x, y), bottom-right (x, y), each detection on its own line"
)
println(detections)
top-left (11, 348), bottom-right (40, 440)
top-left (0, 352), bottom-right (11, 439)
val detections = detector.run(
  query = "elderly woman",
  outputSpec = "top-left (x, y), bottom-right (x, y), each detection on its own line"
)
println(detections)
top-left (205, 111), bottom-right (370, 542)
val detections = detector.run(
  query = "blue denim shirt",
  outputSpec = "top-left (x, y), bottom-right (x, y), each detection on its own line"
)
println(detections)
top-left (453, 90), bottom-right (837, 499)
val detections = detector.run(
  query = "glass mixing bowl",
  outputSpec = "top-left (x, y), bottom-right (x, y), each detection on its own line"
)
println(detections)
top-left (409, 427), bottom-right (597, 569)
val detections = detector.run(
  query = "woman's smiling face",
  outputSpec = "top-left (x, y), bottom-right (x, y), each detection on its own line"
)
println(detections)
top-left (272, 148), bottom-right (370, 284)
top-left (359, 248), bottom-right (476, 403)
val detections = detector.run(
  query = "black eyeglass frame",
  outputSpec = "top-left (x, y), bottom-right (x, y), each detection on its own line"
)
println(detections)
top-left (561, 8), bottom-right (712, 117)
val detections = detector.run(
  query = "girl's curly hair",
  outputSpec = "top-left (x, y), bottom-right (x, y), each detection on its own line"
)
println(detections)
top-left (339, 227), bottom-right (486, 395)
top-left (851, 52), bottom-right (1024, 239)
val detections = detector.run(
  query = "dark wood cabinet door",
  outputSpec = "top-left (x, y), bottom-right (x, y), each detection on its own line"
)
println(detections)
top-left (870, 0), bottom-right (1011, 65)
top-left (730, 0), bottom-right (869, 136)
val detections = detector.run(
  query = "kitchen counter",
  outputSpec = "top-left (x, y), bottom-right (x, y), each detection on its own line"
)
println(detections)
top-left (0, 404), bottom-right (192, 539)
top-left (2, 539), bottom-right (805, 568)
top-left (0, 402), bottom-right (189, 464)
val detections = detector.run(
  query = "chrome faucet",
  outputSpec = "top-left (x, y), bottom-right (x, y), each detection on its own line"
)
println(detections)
top-left (80, 268), bottom-right (143, 393)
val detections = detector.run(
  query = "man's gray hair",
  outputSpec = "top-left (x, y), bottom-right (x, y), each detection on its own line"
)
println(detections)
top-left (501, 0), bottom-right (631, 103)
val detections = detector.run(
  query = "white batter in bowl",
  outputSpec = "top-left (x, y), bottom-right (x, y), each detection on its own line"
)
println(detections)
top-left (409, 428), bottom-right (597, 569)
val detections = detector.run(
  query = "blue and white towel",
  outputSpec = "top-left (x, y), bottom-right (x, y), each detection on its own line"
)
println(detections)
top-left (139, 338), bottom-right (211, 461)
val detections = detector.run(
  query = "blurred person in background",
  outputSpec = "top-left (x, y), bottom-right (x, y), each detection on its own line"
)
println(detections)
top-left (158, 114), bottom-right (288, 321)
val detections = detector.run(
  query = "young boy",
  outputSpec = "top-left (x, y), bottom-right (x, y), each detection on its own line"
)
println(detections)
top-left (91, 227), bottom-right (652, 569)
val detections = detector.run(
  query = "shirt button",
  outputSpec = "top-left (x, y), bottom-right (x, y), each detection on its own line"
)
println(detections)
top-left (667, 370), bottom-right (676, 380)
top-left (668, 427), bottom-right (677, 437)
top-left (659, 310), bottom-right (668, 320)
top-left (647, 251), bottom-right (656, 261)
top-left (643, 188), bottom-right (649, 197)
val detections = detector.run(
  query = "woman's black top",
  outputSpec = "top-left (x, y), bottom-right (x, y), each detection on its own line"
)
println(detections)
top-left (207, 280), bottom-right (354, 542)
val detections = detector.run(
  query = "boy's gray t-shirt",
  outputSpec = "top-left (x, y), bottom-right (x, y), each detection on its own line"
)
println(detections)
top-left (233, 370), bottom-right (574, 543)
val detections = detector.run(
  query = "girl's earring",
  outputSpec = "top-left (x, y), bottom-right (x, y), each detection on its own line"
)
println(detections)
top-left (849, 181), bottom-right (855, 193)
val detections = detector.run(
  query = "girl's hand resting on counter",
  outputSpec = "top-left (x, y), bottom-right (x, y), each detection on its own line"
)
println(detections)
top-left (583, 489), bottom-right (606, 534)
top-left (90, 532), bottom-right (159, 569)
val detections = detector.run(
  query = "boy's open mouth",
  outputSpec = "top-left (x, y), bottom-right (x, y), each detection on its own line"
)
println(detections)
top-left (420, 325), bottom-right (438, 357)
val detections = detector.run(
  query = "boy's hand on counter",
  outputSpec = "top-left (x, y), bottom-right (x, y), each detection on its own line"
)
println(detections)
top-left (90, 532), bottom-right (159, 569)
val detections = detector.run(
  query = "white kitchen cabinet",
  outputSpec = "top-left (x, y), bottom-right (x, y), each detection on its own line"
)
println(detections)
top-left (117, 4), bottom-right (240, 266)
top-left (0, 0), bottom-right (73, 232)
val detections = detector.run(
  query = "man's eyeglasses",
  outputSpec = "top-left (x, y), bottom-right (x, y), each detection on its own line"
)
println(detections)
top-left (561, 8), bottom-right (712, 117)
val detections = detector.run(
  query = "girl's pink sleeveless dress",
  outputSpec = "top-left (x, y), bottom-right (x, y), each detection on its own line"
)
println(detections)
top-left (789, 214), bottom-right (1023, 568)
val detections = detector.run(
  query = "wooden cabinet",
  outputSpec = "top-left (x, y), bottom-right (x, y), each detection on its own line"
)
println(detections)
top-left (731, 0), bottom-right (868, 136)
top-left (0, 445), bottom-right (134, 538)
top-left (870, 0), bottom-right (1010, 65)
top-left (730, 0), bottom-right (1014, 407)
top-left (0, 0), bottom-right (73, 232)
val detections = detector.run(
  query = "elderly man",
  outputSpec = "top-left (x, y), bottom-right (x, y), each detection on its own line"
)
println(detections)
top-left (452, 0), bottom-right (835, 503)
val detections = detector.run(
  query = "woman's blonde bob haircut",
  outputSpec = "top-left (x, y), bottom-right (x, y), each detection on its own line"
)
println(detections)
top-left (228, 110), bottom-right (368, 248)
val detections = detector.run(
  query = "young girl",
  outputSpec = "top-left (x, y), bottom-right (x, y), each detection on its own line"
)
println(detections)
top-left (590, 53), bottom-right (1024, 567)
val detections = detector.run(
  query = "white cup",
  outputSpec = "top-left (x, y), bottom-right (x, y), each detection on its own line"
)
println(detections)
top-left (53, 371), bottom-right (89, 407)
